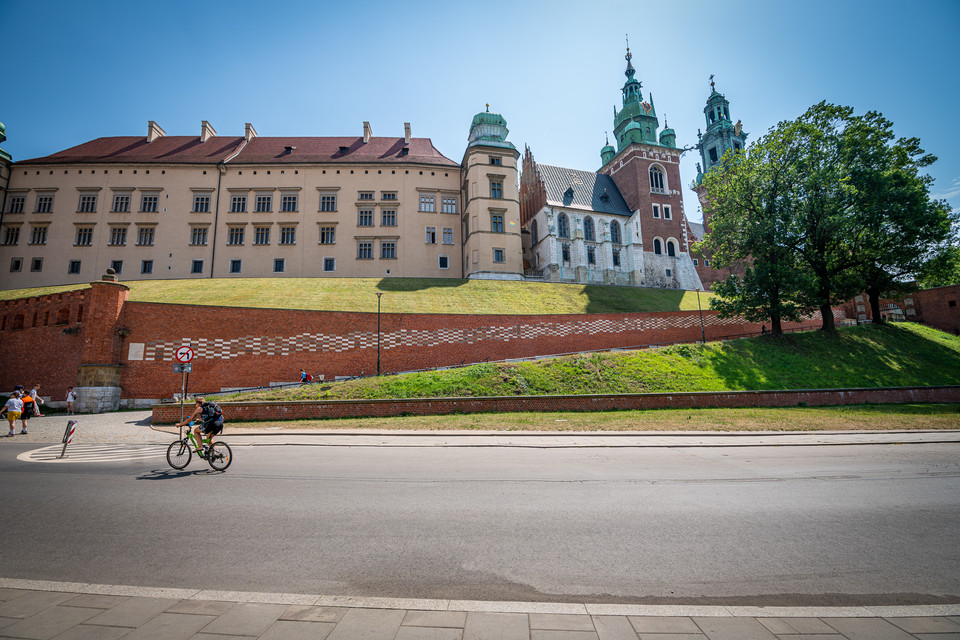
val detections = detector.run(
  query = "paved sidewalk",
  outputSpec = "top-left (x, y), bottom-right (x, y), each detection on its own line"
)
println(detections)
top-left (1, 579), bottom-right (959, 640)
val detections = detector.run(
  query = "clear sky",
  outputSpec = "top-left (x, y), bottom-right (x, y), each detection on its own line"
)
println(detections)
top-left (2, 0), bottom-right (958, 222)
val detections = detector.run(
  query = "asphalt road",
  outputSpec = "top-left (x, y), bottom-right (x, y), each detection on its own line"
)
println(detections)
top-left (1, 440), bottom-right (958, 605)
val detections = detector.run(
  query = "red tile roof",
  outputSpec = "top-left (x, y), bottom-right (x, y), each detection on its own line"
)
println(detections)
top-left (18, 135), bottom-right (460, 167)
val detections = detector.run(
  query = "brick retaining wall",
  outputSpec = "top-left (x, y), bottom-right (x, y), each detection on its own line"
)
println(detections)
top-left (151, 385), bottom-right (960, 424)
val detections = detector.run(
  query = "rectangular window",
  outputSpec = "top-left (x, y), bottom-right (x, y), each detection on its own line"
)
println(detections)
top-left (141, 260), bottom-right (153, 274)
top-left (137, 226), bottom-right (155, 246)
top-left (273, 258), bottom-right (285, 273)
top-left (230, 195), bottom-right (247, 212)
top-left (381, 192), bottom-right (397, 201)
top-left (2, 226), bottom-right (19, 245)
top-left (68, 260), bottom-right (81, 274)
top-left (255, 226), bottom-right (270, 245)
top-left (663, 205), bottom-right (672, 220)
top-left (490, 181), bottom-right (503, 199)
top-left (587, 246), bottom-right (596, 265)
top-left (442, 227), bottom-right (454, 245)
top-left (30, 226), bottom-right (48, 245)
top-left (562, 243), bottom-right (570, 262)
top-left (140, 194), bottom-right (159, 212)
top-left (357, 241), bottom-right (373, 259)
top-left (489, 156), bottom-right (502, 166)
top-left (230, 259), bottom-right (242, 274)
top-left (323, 257), bottom-right (335, 272)
top-left (704, 259), bottom-right (711, 267)
top-left (112, 194), bottom-right (131, 212)
top-left (255, 195), bottom-right (272, 212)
top-left (358, 191), bottom-right (374, 201)
top-left (442, 197), bottom-right (457, 213)
top-left (190, 227), bottom-right (208, 246)
top-left (438, 255), bottom-right (449, 269)
top-left (320, 194), bottom-right (337, 211)
top-left (491, 214), bottom-right (504, 233)
top-left (75, 227), bottom-right (93, 246)
top-left (692, 258), bottom-right (699, 266)
top-left (10, 257), bottom-right (22, 272)
top-left (425, 226), bottom-right (437, 244)
top-left (7, 195), bottom-right (25, 213)
top-left (228, 227), bottom-right (244, 245)
top-left (419, 195), bottom-right (436, 212)
top-left (612, 249), bottom-right (621, 267)
top-left (493, 248), bottom-right (505, 263)
top-left (191, 260), bottom-right (203, 274)
top-left (280, 226), bottom-right (296, 245)
top-left (193, 194), bottom-right (211, 213)
top-left (31, 257), bottom-right (43, 272)
top-left (319, 226), bottom-right (336, 244)
top-left (111, 260), bottom-right (123, 274)
top-left (109, 227), bottom-right (127, 246)
top-left (652, 205), bottom-right (660, 218)
top-left (36, 195), bottom-right (54, 213)
top-left (358, 209), bottom-right (373, 226)
top-left (281, 194), bottom-right (298, 212)
top-left (78, 194), bottom-right (97, 212)
top-left (381, 241), bottom-right (397, 259)
top-left (381, 210), bottom-right (397, 226)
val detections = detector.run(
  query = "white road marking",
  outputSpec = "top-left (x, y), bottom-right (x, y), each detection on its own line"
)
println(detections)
top-left (17, 444), bottom-right (166, 464)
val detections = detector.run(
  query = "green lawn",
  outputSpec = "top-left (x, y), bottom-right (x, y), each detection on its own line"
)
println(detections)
top-left (0, 277), bottom-right (714, 314)
top-left (222, 322), bottom-right (960, 402)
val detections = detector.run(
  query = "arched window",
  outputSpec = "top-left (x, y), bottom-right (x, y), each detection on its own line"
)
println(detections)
top-left (654, 238), bottom-right (662, 255)
top-left (530, 220), bottom-right (538, 246)
top-left (610, 221), bottom-right (621, 245)
top-left (584, 217), bottom-right (595, 242)
top-left (667, 240), bottom-right (677, 257)
top-left (649, 165), bottom-right (665, 194)
top-left (558, 213), bottom-right (569, 239)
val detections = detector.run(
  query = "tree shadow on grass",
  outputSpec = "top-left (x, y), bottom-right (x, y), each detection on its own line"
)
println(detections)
top-left (584, 285), bottom-right (691, 314)
top-left (376, 278), bottom-right (468, 292)
top-left (704, 324), bottom-right (960, 391)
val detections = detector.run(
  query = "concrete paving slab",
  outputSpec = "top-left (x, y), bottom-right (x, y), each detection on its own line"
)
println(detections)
top-left (197, 602), bottom-right (287, 636)
top-left (590, 605), bottom-right (728, 617)
top-left (913, 634), bottom-right (960, 640)
top-left (314, 595), bottom-right (449, 611)
top-left (629, 616), bottom-right (701, 633)
top-left (325, 607), bottom-right (406, 640)
top-left (454, 600), bottom-right (586, 614)
top-left (0, 592), bottom-right (75, 619)
top-left (259, 619), bottom-right (336, 640)
top-left (191, 589), bottom-right (316, 605)
top-left (47, 623), bottom-right (135, 640)
top-left (401, 610), bottom-right (466, 628)
top-left (0, 589), bottom-right (31, 602)
top-left (394, 626), bottom-right (463, 640)
top-left (885, 616), bottom-right (960, 633)
top-left (0, 580), bottom-right (89, 594)
top-left (61, 594), bottom-right (129, 609)
top-left (727, 606), bottom-right (873, 618)
top-left (634, 634), bottom-right (706, 640)
top-left (868, 604), bottom-right (960, 617)
top-left (530, 630), bottom-right (599, 640)
top-left (83, 596), bottom-right (180, 628)
top-left (461, 612), bottom-right (530, 640)
top-left (530, 613), bottom-right (597, 631)
top-left (692, 616), bottom-right (778, 639)
top-left (163, 600), bottom-right (234, 616)
top-left (108, 612), bottom-right (214, 640)
top-left (590, 615), bottom-right (640, 640)
top-left (0, 616), bottom-right (20, 629)
top-left (0, 604), bottom-right (99, 640)
top-left (821, 617), bottom-right (916, 639)
top-left (757, 617), bottom-right (837, 634)
top-left (187, 634), bottom-right (252, 640)
top-left (279, 604), bottom-right (347, 623)
top-left (79, 583), bottom-right (199, 600)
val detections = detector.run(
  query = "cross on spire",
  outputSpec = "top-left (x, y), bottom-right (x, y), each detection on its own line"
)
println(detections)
top-left (709, 74), bottom-right (715, 92)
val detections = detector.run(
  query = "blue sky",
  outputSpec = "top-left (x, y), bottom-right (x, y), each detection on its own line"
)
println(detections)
top-left (2, 0), bottom-right (958, 222)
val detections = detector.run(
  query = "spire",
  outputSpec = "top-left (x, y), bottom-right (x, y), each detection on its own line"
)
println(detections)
top-left (625, 34), bottom-right (636, 81)
top-left (709, 73), bottom-right (715, 93)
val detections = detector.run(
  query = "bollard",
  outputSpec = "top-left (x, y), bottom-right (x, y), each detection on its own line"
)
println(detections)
top-left (58, 420), bottom-right (77, 459)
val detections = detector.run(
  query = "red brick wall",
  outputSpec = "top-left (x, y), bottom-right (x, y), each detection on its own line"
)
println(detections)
top-left (151, 385), bottom-right (960, 424)
top-left (841, 285), bottom-right (960, 335)
top-left (0, 290), bottom-right (87, 397)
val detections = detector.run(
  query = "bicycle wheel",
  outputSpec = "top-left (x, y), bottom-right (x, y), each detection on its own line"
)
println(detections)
top-left (166, 440), bottom-right (192, 469)
top-left (207, 441), bottom-right (232, 471)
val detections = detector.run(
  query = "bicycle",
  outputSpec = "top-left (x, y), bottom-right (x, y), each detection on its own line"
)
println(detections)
top-left (166, 419), bottom-right (232, 471)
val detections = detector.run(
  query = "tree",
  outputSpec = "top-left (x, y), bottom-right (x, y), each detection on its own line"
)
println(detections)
top-left (917, 244), bottom-right (960, 289)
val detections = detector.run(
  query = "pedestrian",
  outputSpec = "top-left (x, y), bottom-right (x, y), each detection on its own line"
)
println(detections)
top-left (66, 387), bottom-right (77, 414)
top-left (3, 392), bottom-right (23, 437)
top-left (30, 383), bottom-right (44, 416)
top-left (300, 369), bottom-right (308, 383)
top-left (761, 324), bottom-right (767, 335)
top-left (19, 391), bottom-right (36, 434)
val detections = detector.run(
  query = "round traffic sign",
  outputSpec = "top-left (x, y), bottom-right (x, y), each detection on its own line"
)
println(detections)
top-left (175, 346), bottom-right (195, 363)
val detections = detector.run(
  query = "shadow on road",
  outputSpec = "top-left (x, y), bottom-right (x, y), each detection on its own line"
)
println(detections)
top-left (137, 468), bottom-right (220, 480)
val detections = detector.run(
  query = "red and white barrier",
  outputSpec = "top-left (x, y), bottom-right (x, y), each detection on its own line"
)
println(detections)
top-left (58, 420), bottom-right (77, 458)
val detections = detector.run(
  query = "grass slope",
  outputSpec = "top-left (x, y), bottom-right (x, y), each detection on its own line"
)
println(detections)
top-left (0, 278), bottom-right (714, 314)
top-left (225, 323), bottom-right (960, 402)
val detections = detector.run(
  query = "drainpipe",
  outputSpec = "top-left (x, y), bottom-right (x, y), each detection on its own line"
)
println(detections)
top-left (0, 161), bottom-right (11, 238)
top-left (210, 160), bottom-right (224, 277)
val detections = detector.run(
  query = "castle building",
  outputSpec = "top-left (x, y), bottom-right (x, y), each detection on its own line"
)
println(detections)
top-left (520, 46), bottom-right (702, 290)
top-left (0, 113), bottom-right (522, 288)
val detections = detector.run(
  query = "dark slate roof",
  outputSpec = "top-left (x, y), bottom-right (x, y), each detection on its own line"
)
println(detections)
top-left (18, 136), bottom-right (459, 167)
top-left (688, 221), bottom-right (705, 240)
top-left (537, 164), bottom-right (633, 216)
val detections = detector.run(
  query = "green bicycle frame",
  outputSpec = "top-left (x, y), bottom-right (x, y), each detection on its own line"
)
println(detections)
top-left (186, 428), bottom-right (210, 453)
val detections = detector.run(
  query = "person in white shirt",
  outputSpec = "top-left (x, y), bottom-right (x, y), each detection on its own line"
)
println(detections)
top-left (66, 387), bottom-right (78, 414)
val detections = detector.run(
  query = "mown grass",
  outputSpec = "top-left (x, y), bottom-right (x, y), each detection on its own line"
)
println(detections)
top-left (218, 403), bottom-right (960, 432)
top-left (0, 277), bottom-right (714, 314)
top-left (221, 322), bottom-right (960, 402)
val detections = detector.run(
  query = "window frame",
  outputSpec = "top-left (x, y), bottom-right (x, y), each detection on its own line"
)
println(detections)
top-left (75, 226), bottom-right (94, 246)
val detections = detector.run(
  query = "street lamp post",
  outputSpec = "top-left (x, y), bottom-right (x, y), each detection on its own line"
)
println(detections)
top-left (376, 292), bottom-right (383, 376)
top-left (696, 288), bottom-right (706, 344)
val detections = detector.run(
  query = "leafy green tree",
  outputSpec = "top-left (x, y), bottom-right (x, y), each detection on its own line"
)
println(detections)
top-left (917, 244), bottom-right (960, 289)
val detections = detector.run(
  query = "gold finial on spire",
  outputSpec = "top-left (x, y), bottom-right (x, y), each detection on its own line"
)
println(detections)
top-left (625, 34), bottom-right (632, 62)
top-left (485, 103), bottom-right (489, 112)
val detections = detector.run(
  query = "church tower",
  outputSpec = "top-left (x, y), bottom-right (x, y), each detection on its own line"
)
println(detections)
top-left (460, 106), bottom-right (523, 279)
top-left (693, 75), bottom-right (748, 186)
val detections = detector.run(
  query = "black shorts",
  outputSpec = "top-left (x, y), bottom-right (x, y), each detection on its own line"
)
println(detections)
top-left (21, 404), bottom-right (35, 419)
top-left (201, 419), bottom-right (223, 437)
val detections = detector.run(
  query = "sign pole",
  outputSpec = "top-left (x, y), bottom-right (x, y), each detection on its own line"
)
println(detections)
top-left (179, 370), bottom-right (186, 428)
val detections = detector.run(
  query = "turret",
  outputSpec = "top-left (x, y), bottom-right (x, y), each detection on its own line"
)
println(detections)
top-left (694, 75), bottom-right (747, 182)
top-left (659, 118), bottom-right (676, 148)
top-left (600, 133), bottom-right (616, 166)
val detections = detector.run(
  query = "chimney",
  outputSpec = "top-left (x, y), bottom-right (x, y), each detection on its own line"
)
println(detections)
top-left (244, 123), bottom-right (258, 141)
top-left (200, 121), bottom-right (217, 143)
top-left (363, 121), bottom-right (372, 144)
top-left (404, 122), bottom-right (411, 144)
top-left (146, 121), bottom-right (165, 143)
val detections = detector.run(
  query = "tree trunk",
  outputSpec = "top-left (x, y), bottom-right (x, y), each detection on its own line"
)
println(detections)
top-left (867, 286), bottom-right (883, 324)
top-left (820, 303), bottom-right (836, 332)
top-left (770, 313), bottom-right (783, 335)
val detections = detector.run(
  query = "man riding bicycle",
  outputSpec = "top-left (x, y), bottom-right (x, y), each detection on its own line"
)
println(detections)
top-left (175, 397), bottom-right (223, 456)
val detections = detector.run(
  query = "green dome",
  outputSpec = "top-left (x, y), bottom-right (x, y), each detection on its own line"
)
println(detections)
top-left (467, 107), bottom-right (515, 149)
top-left (601, 143), bottom-right (615, 155)
top-left (470, 111), bottom-right (507, 129)
top-left (624, 121), bottom-right (642, 133)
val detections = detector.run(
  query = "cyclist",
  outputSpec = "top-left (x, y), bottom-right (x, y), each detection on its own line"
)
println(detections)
top-left (175, 397), bottom-right (223, 456)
